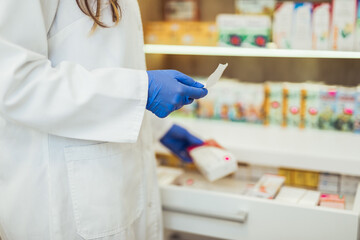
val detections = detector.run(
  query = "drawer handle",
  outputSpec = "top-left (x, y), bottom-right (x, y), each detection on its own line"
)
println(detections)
top-left (163, 206), bottom-right (248, 223)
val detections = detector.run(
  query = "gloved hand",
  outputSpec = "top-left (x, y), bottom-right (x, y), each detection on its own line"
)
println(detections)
top-left (146, 70), bottom-right (208, 118)
top-left (160, 124), bottom-right (203, 163)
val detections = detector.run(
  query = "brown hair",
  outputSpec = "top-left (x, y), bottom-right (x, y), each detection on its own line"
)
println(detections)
top-left (76, 0), bottom-right (122, 32)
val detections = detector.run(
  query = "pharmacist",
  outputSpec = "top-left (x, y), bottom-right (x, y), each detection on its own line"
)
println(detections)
top-left (0, 1), bottom-right (208, 240)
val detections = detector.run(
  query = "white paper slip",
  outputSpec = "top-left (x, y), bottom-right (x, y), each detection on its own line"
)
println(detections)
top-left (205, 63), bottom-right (228, 88)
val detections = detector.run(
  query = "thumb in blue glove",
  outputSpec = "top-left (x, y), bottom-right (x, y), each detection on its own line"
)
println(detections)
top-left (160, 124), bottom-right (203, 163)
top-left (146, 70), bottom-right (208, 118)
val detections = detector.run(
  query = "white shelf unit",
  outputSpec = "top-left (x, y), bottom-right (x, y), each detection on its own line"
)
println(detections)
top-left (156, 118), bottom-right (360, 176)
top-left (144, 44), bottom-right (360, 59)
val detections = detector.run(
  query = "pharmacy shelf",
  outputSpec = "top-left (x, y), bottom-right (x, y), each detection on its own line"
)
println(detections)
top-left (155, 118), bottom-right (360, 176)
top-left (144, 44), bottom-right (360, 59)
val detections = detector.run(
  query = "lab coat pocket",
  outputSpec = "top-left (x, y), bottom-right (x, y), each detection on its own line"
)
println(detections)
top-left (64, 142), bottom-right (144, 239)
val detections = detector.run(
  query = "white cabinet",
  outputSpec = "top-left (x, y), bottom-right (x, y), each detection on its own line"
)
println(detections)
top-left (161, 183), bottom-right (360, 240)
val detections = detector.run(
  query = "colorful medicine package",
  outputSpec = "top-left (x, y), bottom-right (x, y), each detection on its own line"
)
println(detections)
top-left (283, 83), bottom-right (302, 127)
top-left (217, 14), bottom-right (271, 48)
top-left (334, 87), bottom-right (356, 132)
top-left (265, 82), bottom-right (283, 126)
top-left (301, 83), bottom-right (322, 129)
top-left (318, 86), bottom-right (337, 130)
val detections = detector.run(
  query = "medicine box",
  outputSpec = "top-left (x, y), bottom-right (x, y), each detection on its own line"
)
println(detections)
top-left (144, 22), bottom-right (218, 46)
top-left (276, 187), bottom-right (321, 207)
top-left (301, 83), bottom-right (322, 129)
top-left (247, 174), bottom-right (285, 199)
top-left (164, 0), bottom-right (199, 21)
top-left (189, 145), bottom-right (238, 182)
top-left (318, 86), bottom-right (337, 130)
top-left (305, 171), bottom-right (320, 188)
top-left (264, 82), bottom-right (283, 126)
top-left (331, 0), bottom-right (357, 51)
top-left (340, 175), bottom-right (360, 195)
top-left (320, 194), bottom-right (345, 209)
top-left (235, 0), bottom-right (275, 15)
top-left (318, 173), bottom-right (340, 193)
top-left (276, 187), bottom-right (307, 204)
top-left (291, 3), bottom-right (313, 50)
top-left (298, 190), bottom-right (321, 207)
top-left (230, 83), bottom-right (264, 124)
top-left (213, 80), bottom-right (237, 120)
top-left (217, 14), bottom-right (271, 48)
top-left (283, 83), bottom-right (302, 128)
top-left (334, 87), bottom-right (356, 132)
top-left (294, 171), bottom-right (306, 187)
top-left (278, 168), bottom-right (295, 186)
top-left (312, 3), bottom-right (331, 50)
top-left (273, 2), bottom-right (294, 49)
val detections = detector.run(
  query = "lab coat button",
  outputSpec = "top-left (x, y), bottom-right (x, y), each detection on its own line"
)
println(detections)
top-left (148, 202), bottom-right (152, 208)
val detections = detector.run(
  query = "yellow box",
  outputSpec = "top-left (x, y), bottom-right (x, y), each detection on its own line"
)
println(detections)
top-left (305, 171), bottom-right (320, 188)
top-left (294, 171), bottom-right (306, 187)
top-left (144, 21), bottom-right (218, 46)
top-left (278, 168), bottom-right (294, 185)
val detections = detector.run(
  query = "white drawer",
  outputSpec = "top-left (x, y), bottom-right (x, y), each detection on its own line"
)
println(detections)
top-left (161, 184), bottom-right (360, 240)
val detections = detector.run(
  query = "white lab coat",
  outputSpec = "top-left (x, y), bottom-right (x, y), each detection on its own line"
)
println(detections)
top-left (0, 0), bottom-right (171, 239)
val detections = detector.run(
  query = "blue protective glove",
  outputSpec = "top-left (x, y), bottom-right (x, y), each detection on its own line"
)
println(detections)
top-left (146, 70), bottom-right (208, 118)
top-left (160, 124), bottom-right (203, 162)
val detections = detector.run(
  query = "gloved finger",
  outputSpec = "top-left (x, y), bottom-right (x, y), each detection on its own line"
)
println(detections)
top-left (174, 72), bottom-right (204, 88)
top-left (183, 97), bottom-right (194, 105)
top-left (182, 85), bottom-right (208, 99)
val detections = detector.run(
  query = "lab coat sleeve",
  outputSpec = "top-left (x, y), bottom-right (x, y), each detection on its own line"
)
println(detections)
top-left (0, 1), bottom-right (148, 143)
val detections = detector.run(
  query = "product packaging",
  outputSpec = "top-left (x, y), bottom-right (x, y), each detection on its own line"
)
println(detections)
top-left (354, 86), bottom-right (360, 133)
top-left (305, 171), bottom-right (320, 188)
top-left (318, 86), bottom-right (337, 130)
top-left (188, 142), bottom-right (238, 182)
top-left (217, 14), bottom-right (271, 48)
top-left (228, 83), bottom-right (247, 122)
top-left (235, 0), bottom-right (276, 15)
top-left (292, 3), bottom-right (313, 50)
top-left (278, 168), bottom-right (295, 186)
top-left (301, 83), bottom-right (322, 129)
top-left (331, 0), bottom-right (357, 51)
top-left (213, 80), bottom-right (237, 120)
top-left (264, 82), bottom-right (283, 126)
top-left (334, 87), bottom-right (356, 132)
top-left (144, 22), bottom-right (218, 46)
top-left (298, 190), bottom-right (321, 207)
top-left (230, 83), bottom-right (264, 124)
top-left (276, 187), bottom-right (307, 204)
top-left (164, 0), bottom-right (199, 21)
top-left (294, 171), bottom-right (306, 187)
top-left (318, 173), bottom-right (340, 193)
top-left (273, 2), bottom-right (294, 49)
top-left (283, 83), bottom-right (302, 128)
top-left (247, 174), bottom-right (285, 199)
top-left (319, 194), bottom-right (345, 209)
top-left (340, 175), bottom-right (360, 195)
top-left (312, 3), bottom-right (331, 50)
